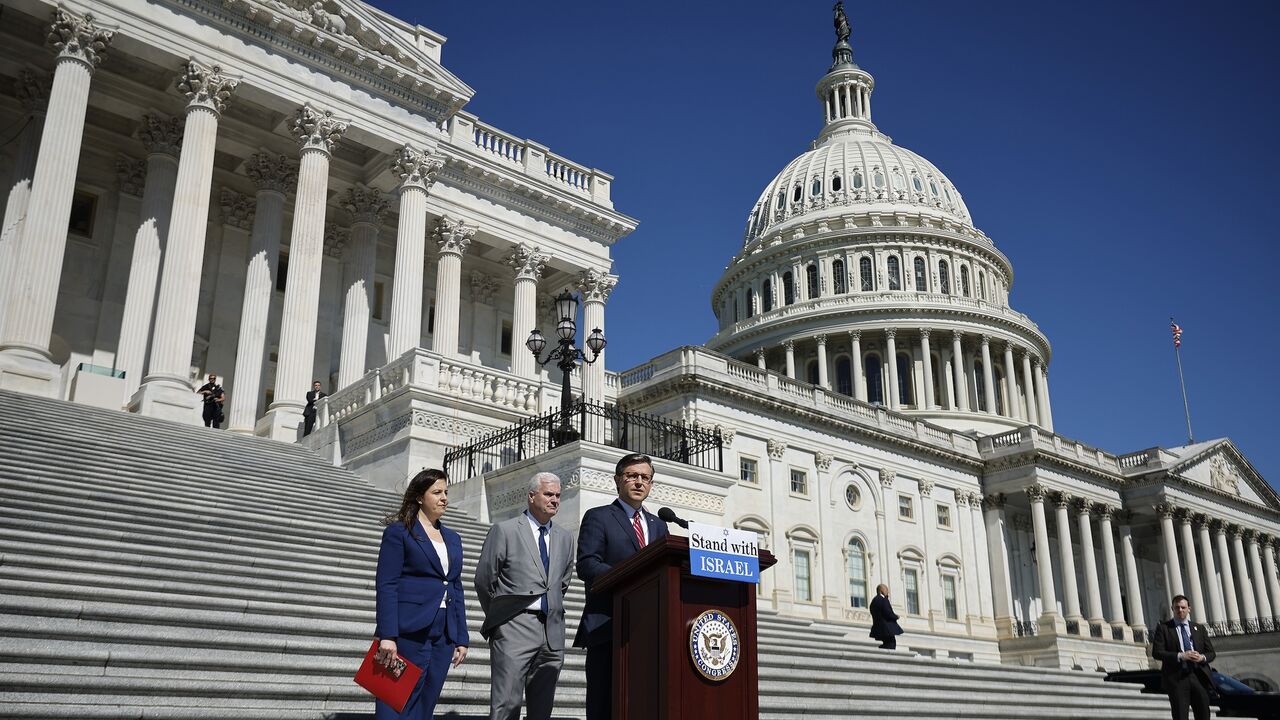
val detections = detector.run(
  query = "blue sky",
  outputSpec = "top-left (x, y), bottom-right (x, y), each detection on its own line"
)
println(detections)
top-left (376, 1), bottom-right (1280, 487)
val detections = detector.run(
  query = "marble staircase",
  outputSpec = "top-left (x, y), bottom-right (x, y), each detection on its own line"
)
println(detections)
top-left (0, 390), bottom-right (1177, 718)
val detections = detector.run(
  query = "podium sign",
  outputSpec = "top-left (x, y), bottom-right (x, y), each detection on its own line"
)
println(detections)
top-left (687, 522), bottom-right (760, 584)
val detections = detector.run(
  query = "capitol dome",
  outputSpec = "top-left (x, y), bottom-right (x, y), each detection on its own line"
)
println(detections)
top-left (708, 12), bottom-right (1054, 436)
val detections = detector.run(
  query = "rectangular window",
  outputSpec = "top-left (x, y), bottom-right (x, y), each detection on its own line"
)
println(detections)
top-left (500, 321), bottom-right (513, 355)
top-left (794, 549), bottom-right (812, 602)
top-left (276, 253), bottom-right (289, 292)
top-left (904, 568), bottom-right (920, 615)
top-left (936, 504), bottom-right (951, 529)
top-left (790, 469), bottom-right (808, 496)
top-left (427, 304), bottom-right (435, 335)
top-left (739, 457), bottom-right (758, 484)
top-left (898, 494), bottom-right (914, 520)
top-left (942, 574), bottom-right (959, 620)
top-left (372, 281), bottom-right (386, 320)
top-left (68, 191), bottom-right (97, 237)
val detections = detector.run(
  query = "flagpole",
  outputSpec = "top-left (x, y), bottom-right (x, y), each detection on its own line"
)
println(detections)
top-left (1170, 316), bottom-right (1194, 445)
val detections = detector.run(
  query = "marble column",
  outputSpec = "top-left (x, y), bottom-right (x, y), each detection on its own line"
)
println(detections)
top-left (755, 348), bottom-right (766, 370)
top-left (0, 11), bottom-right (112, 394)
top-left (850, 330), bottom-right (865, 401)
top-left (430, 217), bottom-right (476, 358)
top-left (1214, 521), bottom-right (1243, 629)
top-left (203, 189), bottom-right (255, 386)
top-left (1002, 342), bottom-right (1019, 420)
top-left (1231, 526), bottom-right (1258, 623)
top-left (1026, 485), bottom-right (1059, 623)
top-left (576, 269), bottom-right (616, 403)
top-left (387, 146), bottom-right (444, 358)
top-left (1246, 531), bottom-right (1273, 620)
top-left (114, 114), bottom-right (182, 399)
top-left (1196, 516), bottom-right (1226, 625)
top-left (1119, 518), bottom-right (1146, 632)
top-left (1178, 511), bottom-right (1207, 623)
top-left (979, 335), bottom-right (996, 414)
top-left (1158, 504), bottom-right (1184, 597)
top-left (1264, 539), bottom-right (1280, 621)
top-left (132, 61), bottom-right (237, 421)
top-left (1055, 494), bottom-right (1082, 623)
top-left (783, 340), bottom-right (796, 378)
top-left (951, 331), bottom-right (969, 412)
top-left (885, 328), bottom-right (899, 410)
top-left (1097, 506), bottom-right (1126, 628)
top-left (1020, 349), bottom-right (1039, 425)
top-left (0, 71), bottom-right (50, 335)
top-left (1034, 358), bottom-right (1053, 431)
top-left (262, 105), bottom-right (346, 439)
top-left (336, 186), bottom-right (387, 389)
top-left (506, 243), bottom-right (547, 378)
top-left (815, 334), bottom-right (829, 389)
top-left (1075, 500), bottom-right (1104, 624)
top-left (226, 153), bottom-right (295, 433)
top-left (969, 494), bottom-right (993, 620)
top-left (919, 329), bottom-right (935, 409)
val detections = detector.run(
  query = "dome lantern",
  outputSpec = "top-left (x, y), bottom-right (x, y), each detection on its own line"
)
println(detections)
top-left (817, 2), bottom-right (875, 139)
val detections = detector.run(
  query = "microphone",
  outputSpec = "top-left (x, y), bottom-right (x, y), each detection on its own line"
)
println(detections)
top-left (657, 507), bottom-right (688, 529)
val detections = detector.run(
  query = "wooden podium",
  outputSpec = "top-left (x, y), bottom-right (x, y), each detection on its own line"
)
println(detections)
top-left (593, 534), bottom-right (776, 720)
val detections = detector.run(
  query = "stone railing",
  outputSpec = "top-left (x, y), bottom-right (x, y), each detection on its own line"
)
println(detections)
top-left (615, 346), bottom-right (981, 456)
top-left (710, 290), bottom-right (1047, 349)
top-left (977, 426), bottom-right (1123, 475)
top-left (1116, 448), bottom-right (1167, 472)
top-left (320, 348), bottom-right (563, 427)
top-left (448, 112), bottom-right (613, 206)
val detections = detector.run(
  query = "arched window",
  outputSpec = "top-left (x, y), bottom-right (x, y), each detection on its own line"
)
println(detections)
top-left (775, 190), bottom-right (785, 213)
top-left (911, 175), bottom-right (923, 192)
top-left (847, 538), bottom-right (869, 609)
top-left (859, 257), bottom-right (874, 291)
top-left (914, 258), bottom-right (927, 291)
top-left (993, 368), bottom-right (1006, 415)
top-left (960, 265), bottom-right (971, 297)
top-left (931, 354), bottom-right (943, 408)
top-left (832, 259), bottom-right (847, 294)
top-left (836, 356), bottom-right (852, 396)
top-left (806, 360), bottom-right (819, 385)
top-left (811, 176), bottom-right (822, 197)
top-left (852, 170), bottom-right (864, 189)
top-left (792, 184), bottom-right (803, 202)
top-left (732, 298), bottom-right (739, 323)
top-left (939, 260), bottom-right (951, 294)
top-left (897, 352), bottom-right (914, 406)
top-left (746, 289), bottom-right (756, 318)
top-left (832, 174), bottom-right (843, 192)
top-left (978, 271), bottom-right (987, 300)
top-left (806, 264), bottom-right (819, 299)
top-left (974, 360), bottom-right (987, 412)
top-left (762, 279), bottom-right (773, 312)
top-left (887, 256), bottom-right (901, 290)
top-left (865, 355), bottom-right (884, 404)
top-left (929, 178), bottom-right (939, 196)
top-left (873, 170), bottom-right (885, 188)
top-left (782, 272), bottom-right (795, 305)
top-left (891, 169), bottom-right (905, 189)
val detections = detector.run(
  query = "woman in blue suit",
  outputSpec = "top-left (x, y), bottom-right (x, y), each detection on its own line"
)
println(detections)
top-left (373, 468), bottom-right (469, 719)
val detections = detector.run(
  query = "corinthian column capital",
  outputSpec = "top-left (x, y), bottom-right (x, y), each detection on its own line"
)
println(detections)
top-left (391, 145), bottom-right (446, 192)
top-left (115, 155), bottom-right (146, 198)
top-left (340, 185), bottom-right (388, 225)
top-left (16, 70), bottom-right (51, 115)
top-left (575, 268), bottom-right (618, 304)
top-left (1024, 483), bottom-right (1048, 503)
top-left (505, 242), bottom-right (547, 281)
top-left (323, 224), bottom-right (348, 259)
top-left (137, 113), bottom-right (184, 157)
top-left (245, 152), bottom-right (298, 194)
top-left (177, 59), bottom-right (238, 115)
top-left (292, 104), bottom-right (346, 154)
top-left (47, 9), bottom-right (113, 70)
top-left (432, 216), bottom-right (475, 256)
top-left (219, 188), bottom-right (255, 231)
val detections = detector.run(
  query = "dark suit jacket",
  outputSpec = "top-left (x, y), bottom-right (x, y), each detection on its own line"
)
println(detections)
top-left (869, 593), bottom-right (903, 641)
top-left (374, 519), bottom-right (469, 647)
top-left (303, 390), bottom-right (326, 415)
top-left (1151, 619), bottom-right (1215, 693)
top-left (573, 499), bottom-right (667, 648)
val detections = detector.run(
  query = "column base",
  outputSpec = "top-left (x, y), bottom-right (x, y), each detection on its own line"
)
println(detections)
top-left (1038, 612), bottom-right (1067, 636)
top-left (257, 401), bottom-right (304, 442)
top-left (0, 344), bottom-right (63, 398)
top-left (129, 373), bottom-right (201, 425)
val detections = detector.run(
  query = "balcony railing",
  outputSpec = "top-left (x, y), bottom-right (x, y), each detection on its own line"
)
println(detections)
top-left (443, 400), bottom-right (723, 482)
top-left (1203, 616), bottom-right (1278, 638)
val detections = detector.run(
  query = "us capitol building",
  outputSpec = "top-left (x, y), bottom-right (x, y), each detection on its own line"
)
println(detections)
top-left (0, 0), bottom-right (1277, 678)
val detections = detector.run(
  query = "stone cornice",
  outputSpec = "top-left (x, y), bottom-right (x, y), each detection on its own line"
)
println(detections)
top-left (1122, 472), bottom-right (1280, 523)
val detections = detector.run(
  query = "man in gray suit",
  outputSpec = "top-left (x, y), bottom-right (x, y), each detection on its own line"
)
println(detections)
top-left (474, 472), bottom-right (575, 720)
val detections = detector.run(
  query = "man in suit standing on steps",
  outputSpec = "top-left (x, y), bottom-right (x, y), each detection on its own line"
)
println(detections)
top-left (1152, 594), bottom-right (1216, 720)
top-left (302, 380), bottom-right (326, 436)
top-left (474, 472), bottom-right (574, 720)
top-left (574, 452), bottom-right (667, 720)
top-left (869, 584), bottom-right (903, 649)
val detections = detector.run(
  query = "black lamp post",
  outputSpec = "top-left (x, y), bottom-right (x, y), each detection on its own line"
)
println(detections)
top-left (527, 289), bottom-right (606, 446)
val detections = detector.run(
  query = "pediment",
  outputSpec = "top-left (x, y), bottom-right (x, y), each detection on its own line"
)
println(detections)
top-left (1170, 441), bottom-right (1278, 510)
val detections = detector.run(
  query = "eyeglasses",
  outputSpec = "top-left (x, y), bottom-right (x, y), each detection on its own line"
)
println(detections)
top-left (621, 471), bottom-right (653, 484)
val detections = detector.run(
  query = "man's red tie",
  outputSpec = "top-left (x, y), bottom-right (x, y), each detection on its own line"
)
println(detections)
top-left (632, 511), bottom-right (646, 548)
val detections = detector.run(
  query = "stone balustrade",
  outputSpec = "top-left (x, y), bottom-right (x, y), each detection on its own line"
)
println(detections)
top-left (979, 425), bottom-right (1123, 474)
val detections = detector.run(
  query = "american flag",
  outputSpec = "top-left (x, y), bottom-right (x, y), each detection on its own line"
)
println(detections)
top-left (1171, 322), bottom-right (1183, 348)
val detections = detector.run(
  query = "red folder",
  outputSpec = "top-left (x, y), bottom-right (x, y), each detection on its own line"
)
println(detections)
top-left (354, 639), bottom-right (422, 713)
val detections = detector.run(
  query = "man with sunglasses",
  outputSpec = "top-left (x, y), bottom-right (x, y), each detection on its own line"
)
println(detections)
top-left (573, 452), bottom-right (667, 720)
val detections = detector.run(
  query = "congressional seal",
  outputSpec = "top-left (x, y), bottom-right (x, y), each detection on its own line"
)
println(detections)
top-left (688, 609), bottom-right (741, 681)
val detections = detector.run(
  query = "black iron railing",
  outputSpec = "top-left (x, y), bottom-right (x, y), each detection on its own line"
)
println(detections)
top-left (443, 400), bottom-right (723, 482)
top-left (1065, 619), bottom-right (1080, 636)
top-left (1203, 616), bottom-right (1278, 638)
top-left (1111, 626), bottom-right (1125, 641)
top-left (1013, 619), bottom-right (1037, 637)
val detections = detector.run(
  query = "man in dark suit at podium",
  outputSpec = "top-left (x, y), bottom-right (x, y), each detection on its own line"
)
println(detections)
top-left (574, 452), bottom-right (668, 720)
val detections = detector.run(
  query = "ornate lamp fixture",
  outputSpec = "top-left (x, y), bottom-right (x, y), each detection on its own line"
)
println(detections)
top-left (527, 289), bottom-right (606, 444)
